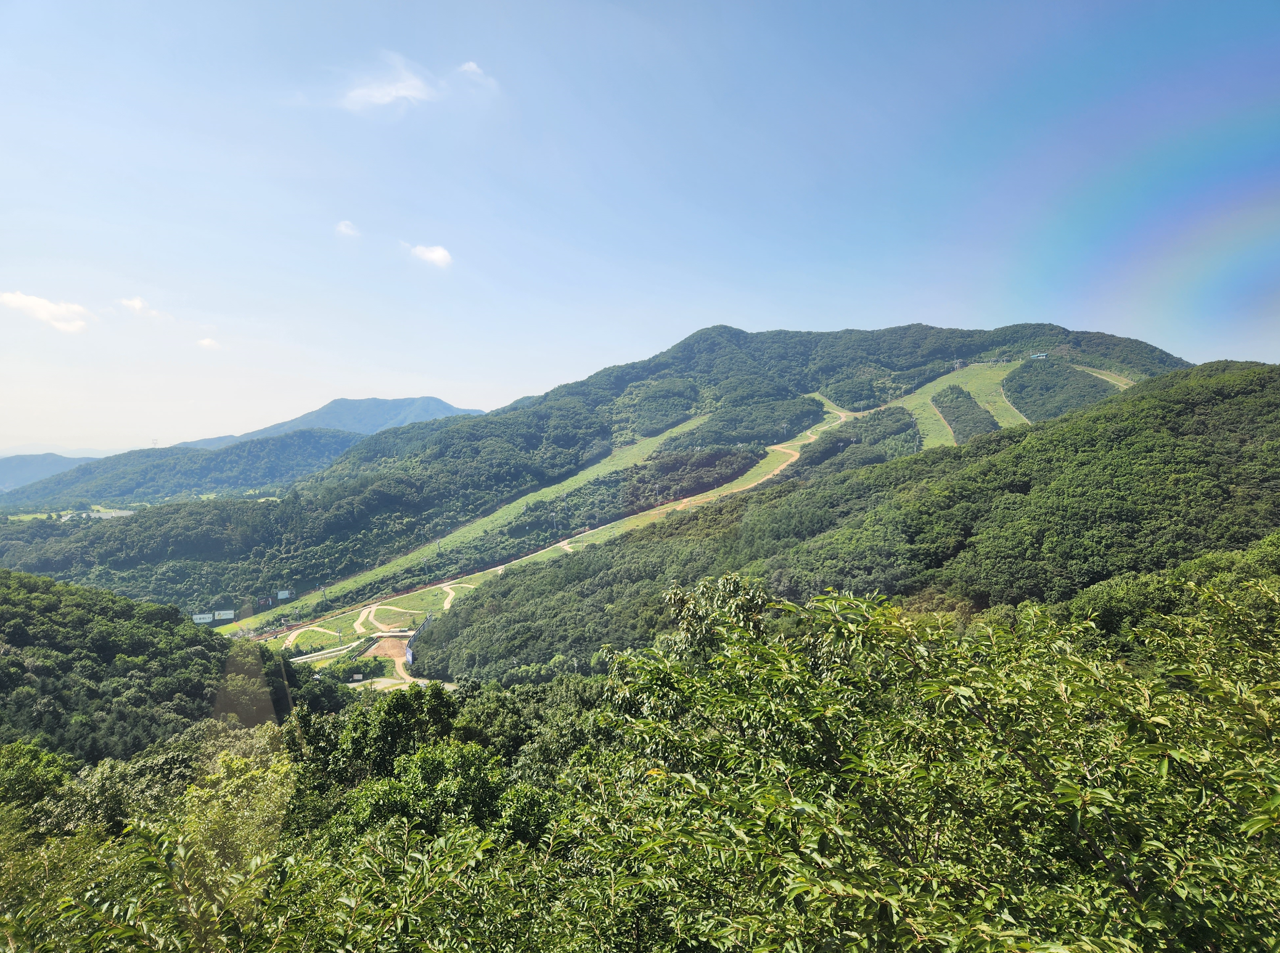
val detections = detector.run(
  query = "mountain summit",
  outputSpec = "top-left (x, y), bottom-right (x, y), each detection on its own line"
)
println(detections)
top-left (179, 396), bottom-right (484, 450)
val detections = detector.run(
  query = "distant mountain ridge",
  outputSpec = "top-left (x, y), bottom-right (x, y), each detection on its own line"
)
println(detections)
top-left (179, 396), bottom-right (484, 450)
top-left (0, 322), bottom-right (1190, 609)
top-left (0, 454), bottom-right (96, 493)
top-left (1, 429), bottom-right (365, 509)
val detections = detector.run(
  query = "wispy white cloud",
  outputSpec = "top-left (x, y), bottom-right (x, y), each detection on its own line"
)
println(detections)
top-left (410, 245), bottom-right (453, 268)
top-left (336, 220), bottom-right (360, 237)
top-left (457, 61), bottom-right (498, 90)
top-left (343, 54), bottom-right (438, 110)
top-left (119, 296), bottom-right (170, 320)
top-left (197, 338), bottom-right (221, 350)
top-left (0, 291), bottom-right (90, 333)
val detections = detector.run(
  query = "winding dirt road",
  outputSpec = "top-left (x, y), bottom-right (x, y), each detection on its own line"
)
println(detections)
top-left (282, 626), bottom-right (337, 649)
top-left (927, 397), bottom-right (958, 445)
top-left (999, 385), bottom-right (1031, 424)
top-left (270, 399), bottom-right (864, 684)
top-left (440, 583), bottom-right (475, 611)
top-left (672, 400), bottom-right (855, 510)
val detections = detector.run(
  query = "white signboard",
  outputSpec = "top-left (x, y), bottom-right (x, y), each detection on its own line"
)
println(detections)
top-left (213, 610), bottom-right (235, 620)
top-left (192, 613), bottom-right (214, 624)
top-left (277, 590), bottom-right (293, 600)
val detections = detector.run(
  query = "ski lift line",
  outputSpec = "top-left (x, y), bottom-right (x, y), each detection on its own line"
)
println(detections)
top-left (256, 359), bottom-right (1135, 638)
top-left (235, 413), bottom-right (713, 636)
top-left (251, 401), bottom-right (860, 640)
top-left (249, 398), bottom-right (866, 639)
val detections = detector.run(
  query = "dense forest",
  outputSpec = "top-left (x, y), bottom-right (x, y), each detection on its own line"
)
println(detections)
top-left (929, 384), bottom-right (1000, 444)
top-left (10, 329), bottom-right (1280, 948)
top-left (1, 428), bottom-right (365, 510)
top-left (0, 324), bottom-right (1187, 612)
top-left (414, 361), bottom-right (1280, 684)
top-left (787, 405), bottom-right (919, 479)
top-left (1003, 356), bottom-right (1121, 421)
top-left (0, 569), bottom-right (230, 762)
top-left (1, 564), bottom-right (1276, 949)
top-left (0, 570), bottom-right (360, 763)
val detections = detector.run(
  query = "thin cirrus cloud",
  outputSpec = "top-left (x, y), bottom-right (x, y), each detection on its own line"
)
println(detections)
top-left (342, 54), bottom-right (438, 109)
top-left (197, 338), bottom-right (220, 350)
top-left (0, 291), bottom-right (90, 333)
top-left (119, 296), bottom-right (170, 320)
top-left (457, 61), bottom-right (498, 91)
top-left (410, 245), bottom-right (452, 268)
top-left (341, 55), bottom-right (496, 111)
top-left (336, 220), bottom-right (360, 237)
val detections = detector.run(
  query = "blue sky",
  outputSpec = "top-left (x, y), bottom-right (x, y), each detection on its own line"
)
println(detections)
top-left (3, 1), bottom-right (1280, 451)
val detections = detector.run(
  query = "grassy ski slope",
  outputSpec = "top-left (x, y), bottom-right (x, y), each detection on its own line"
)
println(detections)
top-left (894, 362), bottom-right (1027, 447)
top-left (221, 415), bottom-right (708, 633)
top-left (236, 395), bottom-right (854, 647)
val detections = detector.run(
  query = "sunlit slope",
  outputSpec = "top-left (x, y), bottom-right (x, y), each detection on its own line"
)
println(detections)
top-left (568, 393), bottom-right (851, 546)
top-left (1075, 366), bottom-right (1135, 389)
top-left (220, 415), bottom-right (707, 633)
top-left (227, 396), bottom-right (854, 643)
top-left (891, 363), bottom-right (1023, 447)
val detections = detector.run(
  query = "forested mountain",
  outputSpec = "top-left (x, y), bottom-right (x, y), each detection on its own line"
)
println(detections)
top-left (2, 561), bottom-right (1277, 949)
top-left (179, 395), bottom-right (484, 450)
top-left (0, 453), bottom-right (95, 493)
top-left (0, 569), bottom-right (364, 765)
top-left (1, 428), bottom-right (365, 510)
top-left (9, 336), bottom-right (1280, 950)
top-left (787, 405), bottom-right (919, 479)
top-left (413, 361), bottom-right (1280, 684)
top-left (0, 324), bottom-right (1186, 612)
top-left (0, 569), bottom-right (231, 762)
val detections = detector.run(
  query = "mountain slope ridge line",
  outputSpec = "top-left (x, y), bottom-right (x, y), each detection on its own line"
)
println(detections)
top-left (225, 415), bottom-right (713, 633)
top-left (245, 395), bottom-right (858, 642)
top-left (244, 359), bottom-right (1121, 638)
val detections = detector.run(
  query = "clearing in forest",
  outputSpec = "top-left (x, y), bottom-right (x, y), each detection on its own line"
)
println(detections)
top-left (222, 415), bottom-right (708, 634)
top-left (893, 363), bottom-right (1027, 447)
top-left (1074, 366), bottom-right (1135, 389)
top-left (550, 393), bottom-right (853, 546)
top-left (229, 397), bottom-right (853, 641)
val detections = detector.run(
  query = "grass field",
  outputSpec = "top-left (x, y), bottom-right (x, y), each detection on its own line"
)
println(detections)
top-left (309, 608), bottom-right (366, 639)
top-left (291, 628), bottom-right (347, 654)
top-left (373, 605), bottom-right (417, 629)
top-left (263, 605), bottom-right (367, 650)
top-left (381, 586), bottom-right (449, 614)
top-left (896, 390), bottom-right (956, 448)
top-left (220, 415), bottom-right (708, 634)
top-left (892, 363), bottom-right (1027, 447)
top-left (3, 505), bottom-right (135, 522)
top-left (1075, 366), bottom-right (1135, 389)
top-left (311, 650), bottom-right (372, 672)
